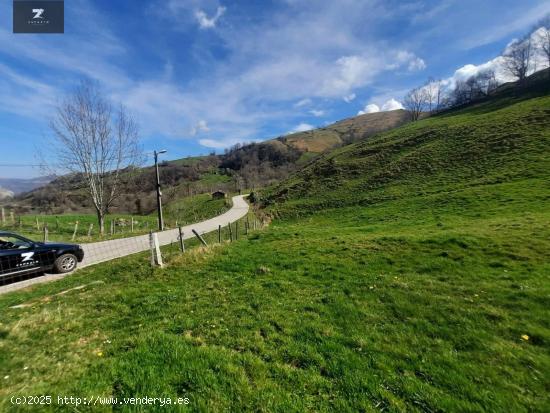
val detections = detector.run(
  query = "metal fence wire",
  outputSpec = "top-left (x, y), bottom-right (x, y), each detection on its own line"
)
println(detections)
top-left (1, 197), bottom-right (257, 287)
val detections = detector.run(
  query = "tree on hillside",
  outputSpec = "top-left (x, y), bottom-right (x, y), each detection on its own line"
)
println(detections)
top-left (49, 81), bottom-right (141, 234)
top-left (502, 37), bottom-right (532, 83)
top-left (403, 87), bottom-right (428, 121)
top-left (535, 15), bottom-right (550, 75)
top-left (424, 78), bottom-right (443, 113)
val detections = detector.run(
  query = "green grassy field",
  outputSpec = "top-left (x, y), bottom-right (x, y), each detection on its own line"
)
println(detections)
top-left (0, 81), bottom-right (549, 411)
top-left (0, 193), bottom-right (232, 243)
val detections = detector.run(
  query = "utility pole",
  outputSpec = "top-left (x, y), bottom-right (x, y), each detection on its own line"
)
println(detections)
top-left (154, 149), bottom-right (167, 231)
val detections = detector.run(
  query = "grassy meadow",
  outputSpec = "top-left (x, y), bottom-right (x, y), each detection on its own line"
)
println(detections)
top-left (0, 81), bottom-right (549, 411)
top-left (0, 193), bottom-right (231, 244)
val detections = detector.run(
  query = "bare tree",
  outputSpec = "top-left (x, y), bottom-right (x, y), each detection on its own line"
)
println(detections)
top-left (403, 87), bottom-right (428, 121)
top-left (423, 77), bottom-right (444, 113)
top-left (502, 37), bottom-right (532, 83)
top-left (535, 14), bottom-right (550, 75)
top-left (49, 81), bottom-right (141, 234)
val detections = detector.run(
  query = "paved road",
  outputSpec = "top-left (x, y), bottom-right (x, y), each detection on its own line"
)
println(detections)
top-left (81, 194), bottom-right (249, 267)
top-left (0, 195), bottom-right (249, 294)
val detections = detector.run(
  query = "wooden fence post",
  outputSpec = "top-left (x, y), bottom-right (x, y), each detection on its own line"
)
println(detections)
top-left (178, 226), bottom-right (185, 252)
top-left (72, 221), bottom-right (79, 241)
top-left (218, 224), bottom-right (222, 243)
top-left (131, 217), bottom-right (134, 233)
top-left (110, 220), bottom-right (114, 236)
top-left (43, 224), bottom-right (48, 243)
top-left (149, 231), bottom-right (155, 266)
top-left (87, 223), bottom-right (94, 237)
top-left (149, 231), bottom-right (164, 267)
top-left (35, 217), bottom-right (40, 231)
top-left (228, 223), bottom-right (233, 242)
top-left (0, 207), bottom-right (5, 225)
top-left (192, 229), bottom-right (208, 246)
top-left (235, 222), bottom-right (239, 240)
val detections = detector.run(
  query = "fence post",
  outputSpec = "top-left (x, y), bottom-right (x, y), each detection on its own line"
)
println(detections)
top-left (228, 223), bottom-right (233, 242)
top-left (0, 207), bottom-right (4, 225)
top-left (36, 217), bottom-right (40, 231)
top-left (87, 223), bottom-right (94, 237)
top-left (154, 232), bottom-right (163, 267)
top-left (178, 226), bottom-right (185, 253)
top-left (110, 220), bottom-right (114, 236)
top-left (218, 224), bottom-right (222, 243)
top-left (43, 224), bottom-right (48, 243)
top-left (235, 222), bottom-right (239, 240)
top-left (149, 231), bottom-right (155, 266)
top-left (10, 211), bottom-right (14, 225)
top-left (72, 221), bottom-right (79, 241)
top-left (131, 217), bottom-right (134, 233)
top-left (192, 229), bottom-right (208, 246)
top-left (18, 216), bottom-right (22, 230)
top-left (149, 231), bottom-right (164, 267)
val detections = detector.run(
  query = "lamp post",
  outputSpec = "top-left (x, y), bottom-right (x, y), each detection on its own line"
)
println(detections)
top-left (154, 150), bottom-right (167, 231)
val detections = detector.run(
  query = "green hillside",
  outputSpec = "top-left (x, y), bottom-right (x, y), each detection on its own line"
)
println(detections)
top-left (263, 83), bottom-right (550, 217)
top-left (279, 109), bottom-right (411, 153)
top-left (1, 78), bottom-right (549, 411)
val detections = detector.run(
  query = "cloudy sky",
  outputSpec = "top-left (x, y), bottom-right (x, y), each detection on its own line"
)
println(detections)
top-left (0, 0), bottom-right (549, 178)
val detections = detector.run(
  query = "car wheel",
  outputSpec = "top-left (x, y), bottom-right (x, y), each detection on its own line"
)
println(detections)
top-left (54, 253), bottom-right (78, 273)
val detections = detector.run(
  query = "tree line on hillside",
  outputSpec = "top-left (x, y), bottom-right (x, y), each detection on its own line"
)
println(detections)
top-left (403, 15), bottom-right (550, 120)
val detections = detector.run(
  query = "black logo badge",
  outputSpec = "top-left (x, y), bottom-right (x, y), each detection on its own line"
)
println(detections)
top-left (13, 1), bottom-right (64, 33)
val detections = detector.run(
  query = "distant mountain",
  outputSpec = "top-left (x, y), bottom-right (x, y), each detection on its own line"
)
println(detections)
top-left (0, 175), bottom-right (56, 195)
top-left (278, 109), bottom-right (411, 153)
top-left (9, 110), bottom-right (413, 213)
top-left (0, 186), bottom-right (14, 200)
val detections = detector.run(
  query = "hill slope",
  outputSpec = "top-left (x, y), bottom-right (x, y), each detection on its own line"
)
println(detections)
top-left (263, 79), bottom-right (550, 217)
top-left (279, 109), bottom-right (411, 153)
top-left (1, 76), bottom-right (549, 411)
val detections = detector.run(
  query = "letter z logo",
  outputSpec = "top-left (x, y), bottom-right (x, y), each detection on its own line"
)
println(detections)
top-left (21, 252), bottom-right (35, 262)
top-left (32, 8), bottom-right (45, 19)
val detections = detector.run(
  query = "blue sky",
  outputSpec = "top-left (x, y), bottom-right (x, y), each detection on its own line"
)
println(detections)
top-left (0, 0), bottom-right (549, 178)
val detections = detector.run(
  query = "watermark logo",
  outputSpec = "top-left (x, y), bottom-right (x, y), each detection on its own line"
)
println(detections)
top-left (32, 8), bottom-right (45, 19)
top-left (13, 1), bottom-right (64, 33)
top-left (21, 252), bottom-right (35, 262)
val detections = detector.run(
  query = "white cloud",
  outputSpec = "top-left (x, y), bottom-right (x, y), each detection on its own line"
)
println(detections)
top-left (288, 123), bottom-right (314, 134)
top-left (195, 6), bottom-right (226, 29)
top-left (408, 57), bottom-right (426, 71)
top-left (190, 120), bottom-right (210, 135)
top-left (199, 137), bottom-right (246, 149)
top-left (309, 109), bottom-right (325, 117)
top-left (343, 93), bottom-right (356, 102)
top-left (357, 98), bottom-right (403, 115)
top-left (357, 104), bottom-right (380, 115)
top-left (392, 51), bottom-right (427, 72)
top-left (381, 98), bottom-right (404, 111)
top-left (294, 98), bottom-right (312, 107)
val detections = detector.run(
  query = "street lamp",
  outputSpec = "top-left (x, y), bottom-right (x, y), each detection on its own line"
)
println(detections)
top-left (154, 150), bottom-right (167, 231)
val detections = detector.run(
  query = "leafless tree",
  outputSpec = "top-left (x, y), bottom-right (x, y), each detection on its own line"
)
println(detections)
top-left (535, 14), bottom-right (550, 75)
top-left (423, 77), bottom-right (444, 113)
top-left (403, 87), bottom-right (428, 121)
top-left (49, 81), bottom-right (142, 234)
top-left (502, 37), bottom-right (532, 83)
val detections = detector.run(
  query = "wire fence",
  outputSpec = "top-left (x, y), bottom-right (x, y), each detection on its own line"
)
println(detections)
top-left (1, 197), bottom-right (262, 288)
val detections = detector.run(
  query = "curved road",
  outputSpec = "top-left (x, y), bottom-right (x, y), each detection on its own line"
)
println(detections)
top-left (0, 195), bottom-right (249, 294)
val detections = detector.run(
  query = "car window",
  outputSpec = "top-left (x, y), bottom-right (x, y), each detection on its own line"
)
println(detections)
top-left (0, 236), bottom-right (33, 250)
